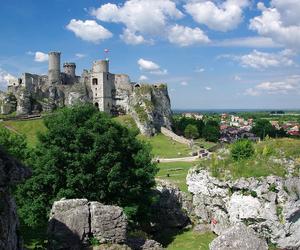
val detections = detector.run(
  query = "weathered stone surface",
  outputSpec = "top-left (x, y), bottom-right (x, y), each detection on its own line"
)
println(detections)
top-left (48, 199), bottom-right (90, 250)
top-left (151, 180), bottom-right (190, 231)
top-left (187, 168), bottom-right (300, 249)
top-left (48, 199), bottom-right (128, 249)
top-left (0, 147), bottom-right (31, 250)
top-left (209, 223), bottom-right (268, 250)
top-left (90, 202), bottom-right (127, 244)
top-left (0, 92), bottom-right (17, 114)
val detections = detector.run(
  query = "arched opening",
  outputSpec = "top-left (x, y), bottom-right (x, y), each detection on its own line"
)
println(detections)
top-left (92, 78), bottom-right (98, 85)
top-left (94, 102), bottom-right (99, 108)
top-left (134, 84), bottom-right (141, 88)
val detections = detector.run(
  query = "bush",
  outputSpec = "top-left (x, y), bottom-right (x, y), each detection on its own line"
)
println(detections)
top-left (0, 127), bottom-right (28, 161)
top-left (16, 105), bottom-right (158, 228)
top-left (184, 124), bottom-right (199, 139)
top-left (230, 139), bottom-right (255, 161)
top-left (202, 123), bottom-right (220, 142)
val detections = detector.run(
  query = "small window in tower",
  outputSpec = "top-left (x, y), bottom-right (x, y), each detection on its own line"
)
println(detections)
top-left (107, 74), bottom-right (109, 80)
top-left (92, 78), bottom-right (98, 85)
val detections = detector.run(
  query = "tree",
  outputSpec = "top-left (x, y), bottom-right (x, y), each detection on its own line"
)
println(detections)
top-left (184, 124), bottom-right (199, 139)
top-left (16, 105), bottom-right (158, 227)
top-left (0, 127), bottom-right (28, 161)
top-left (172, 116), bottom-right (204, 137)
top-left (202, 120), bottom-right (220, 142)
top-left (251, 119), bottom-right (277, 139)
top-left (230, 139), bottom-right (255, 161)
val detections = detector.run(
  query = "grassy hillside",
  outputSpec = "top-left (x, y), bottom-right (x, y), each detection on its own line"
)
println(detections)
top-left (139, 133), bottom-right (191, 158)
top-left (0, 119), bottom-right (47, 147)
top-left (201, 138), bottom-right (300, 180)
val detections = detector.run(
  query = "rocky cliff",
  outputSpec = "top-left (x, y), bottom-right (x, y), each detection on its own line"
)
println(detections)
top-left (130, 84), bottom-right (172, 136)
top-left (187, 168), bottom-right (300, 249)
top-left (0, 147), bottom-right (31, 250)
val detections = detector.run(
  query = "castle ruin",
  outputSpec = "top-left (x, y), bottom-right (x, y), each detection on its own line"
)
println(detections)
top-left (0, 52), bottom-right (172, 136)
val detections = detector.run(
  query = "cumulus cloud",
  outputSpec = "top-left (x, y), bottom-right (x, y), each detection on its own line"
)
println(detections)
top-left (167, 24), bottom-right (210, 46)
top-left (185, 0), bottom-right (249, 32)
top-left (250, 1), bottom-right (300, 50)
top-left (120, 28), bottom-right (150, 45)
top-left (221, 49), bottom-right (296, 69)
top-left (234, 75), bottom-right (242, 81)
top-left (75, 53), bottom-right (86, 58)
top-left (66, 19), bottom-right (112, 43)
top-left (180, 81), bottom-right (188, 86)
top-left (139, 75), bottom-right (148, 81)
top-left (137, 58), bottom-right (168, 75)
top-left (34, 51), bottom-right (48, 62)
top-left (195, 67), bottom-right (205, 73)
top-left (215, 36), bottom-right (281, 48)
top-left (91, 0), bottom-right (183, 44)
top-left (0, 68), bottom-right (16, 90)
top-left (205, 86), bottom-right (212, 90)
top-left (245, 75), bottom-right (300, 96)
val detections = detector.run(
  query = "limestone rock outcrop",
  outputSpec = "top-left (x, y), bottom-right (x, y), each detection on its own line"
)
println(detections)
top-left (130, 85), bottom-right (172, 136)
top-left (90, 202), bottom-right (127, 244)
top-left (209, 223), bottom-right (268, 250)
top-left (150, 180), bottom-right (191, 231)
top-left (0, 147), bottom-right (31, 250)
top-left (187, 168), bottom-right (300, 249)
top-left (48, 199), bottom-right (127, 249)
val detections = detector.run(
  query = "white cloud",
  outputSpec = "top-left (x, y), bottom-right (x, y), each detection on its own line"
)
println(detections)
top-left (167, 24), bottom-right (210, 46)
top-left (215, 36), bottom-right (281, 48)
top-left (245, 75), bottom-right (300, 96)
top-left (91, 0), bottom-right (183, 45)
top-left (137, 58), bottom-right (168, 75)
top-left (139, 75), bottom-right (148, 81)
top-left (234, 75), bottom-right (241, 81)
top-left (250, 1), bottom-right (300, 50)
top-left (0, 68), bottom-right (16, 90)
top-left (180, 81), bottom-right (188, 86)
top-left (138, 59), bottom-right (160, 71)
top-left (120, 28), bottom-right (150, 45)
top-left (185, 0), bottom-right (249, 32)
top-left (66, 19), bottom-right (112, 43)
top-left (75, 53), bottom-right (86, 58)
top-left (205, 86), bottom-right (212, 90)
top-left (34, 51), bottom-right (48, 62)
top-left (222, 49), bottom-right (296, 69)
top-left (195, 67), bottom-right (205, 73)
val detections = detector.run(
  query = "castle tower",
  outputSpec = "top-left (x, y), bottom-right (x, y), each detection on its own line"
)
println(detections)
top-left (91, 60), bottom-right (113, 113)
top-left (63, 62), bottom-right (76, 78)
top-left (48, 52), bottom-right (61, 84)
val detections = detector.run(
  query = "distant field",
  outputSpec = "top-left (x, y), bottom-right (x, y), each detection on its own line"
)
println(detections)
top-left (140, 133), bottom-right (191, 158)
top-left (156, 161), bottom-right (199, 192)
top-left (0, 119), bottom-right (47, 147)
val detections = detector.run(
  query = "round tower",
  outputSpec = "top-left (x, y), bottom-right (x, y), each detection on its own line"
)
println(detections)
top-left (63, 62), bottom-right (76, 78)
top-left (48, 51), bottom-right (61, 84)
top-left (92, 60), bottom-right (109, 73)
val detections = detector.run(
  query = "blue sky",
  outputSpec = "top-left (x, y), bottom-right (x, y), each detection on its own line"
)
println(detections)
top-left (0, 0), bottom-right (300, 109)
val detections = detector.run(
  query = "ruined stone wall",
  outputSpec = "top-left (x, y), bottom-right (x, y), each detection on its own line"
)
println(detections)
top-left (161, 127), bottom-right (191, 145)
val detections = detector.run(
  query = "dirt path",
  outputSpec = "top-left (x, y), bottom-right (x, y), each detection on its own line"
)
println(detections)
top-left (158, 156), bottom-right (199, 163)
top-left (3, 125), bottom-right (22, 135)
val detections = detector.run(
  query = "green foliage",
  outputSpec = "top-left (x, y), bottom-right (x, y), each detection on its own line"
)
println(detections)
top-left (184, 124), bottom-right (199, 139)
top-left (231, 139), bottom-right (255, 161)
top-left (251, 119), bottom-right (278, 139)
top-left (0, 127), bottom-right (28, 160)
top-left (16, 105), bottom-right (158, 228)
top-left (134, 104), bottom-right (148, 123)
top-left (172, 116), bottom-right (204, 138)
top-left (202, 123), bottom-right (220, 142)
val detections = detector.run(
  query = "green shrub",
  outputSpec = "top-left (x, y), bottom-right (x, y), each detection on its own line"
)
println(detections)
top-left (184, 124), bottom-right (199, 139)
top-left (230, 139), bottom-right (255, 161)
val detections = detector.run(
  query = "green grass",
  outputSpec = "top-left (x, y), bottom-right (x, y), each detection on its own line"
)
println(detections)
top-left (156, 228), bottom-right (216, 250)
top-left (200, 138), bottom-right (300, 180)
top-left (1, 119), bottom-right (47, 147)
top-left (140, 133), bottom-right (191, 158)
top-left (113, 115), bottom-right (139, 132)
top-left (156, 161), bottom-right (199, 192)
top-left (194, 138), bottom-right (217, 150)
